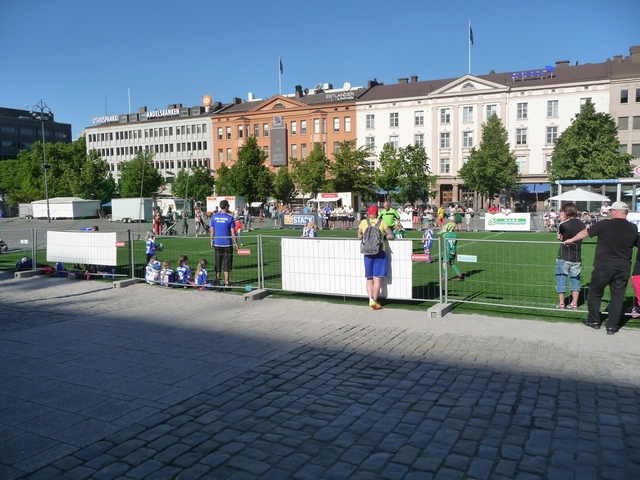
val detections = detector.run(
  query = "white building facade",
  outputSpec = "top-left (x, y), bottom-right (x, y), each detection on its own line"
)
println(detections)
top-left (357, 47), bottom-right (639, 208)
top-left (85, 104), bottom-right (216, 192)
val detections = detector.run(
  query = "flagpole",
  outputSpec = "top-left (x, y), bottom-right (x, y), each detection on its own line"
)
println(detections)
top-left (468, 20), bottom-right (471, 75)
top-left (278, 57), bottom-right (282, 95)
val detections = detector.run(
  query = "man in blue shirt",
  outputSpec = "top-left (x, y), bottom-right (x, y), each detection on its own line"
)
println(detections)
top-left (210, 200), bottom-right (239, 288)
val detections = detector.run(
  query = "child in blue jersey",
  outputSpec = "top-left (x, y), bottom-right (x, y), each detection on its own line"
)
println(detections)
top-left (175, 255), bottom-right (191, 285)
top-left (145, 256), bottom-right (160, 284)
top-left (422, 226), bottom-right (434, 263)
top-left (194, 258), bottom-right (213, 290)
top-left (145, 231), bottom-right (156, 262)
top-left (160, 260), bottom-right (174, 287)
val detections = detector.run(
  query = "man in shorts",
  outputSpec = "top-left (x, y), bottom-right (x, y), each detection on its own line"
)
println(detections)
top-left (358, 205), bottom-right (394, 310)
top-left (209, 199), bottom-right (239, 289)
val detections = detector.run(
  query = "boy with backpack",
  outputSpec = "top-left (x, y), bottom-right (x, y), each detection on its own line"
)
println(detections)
top-left (358, 205), bottom-right (395, 310)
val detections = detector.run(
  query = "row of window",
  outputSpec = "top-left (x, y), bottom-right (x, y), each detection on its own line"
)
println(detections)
top-left (88, 123), bottom-right (208, 144)
top-left (216, 117), bottom-right (353, 141)
top-left (620, 89), bottom-right (640, 104)
top-left (108, 158), bottom-right (210, 172)
top-left (618, 116), bottom-right (640, 130)
top-left (439, 156), bottom-right (530, 175)
top-left (363, 100), bottom-right (594, 130)
top-left (0, 126), bottom-right (67, 138)
top-left (97, 141), bottom-right (208, 158)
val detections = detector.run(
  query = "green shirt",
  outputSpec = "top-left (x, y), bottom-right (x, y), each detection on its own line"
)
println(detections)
top-left (378, 208), bottom-right (400, 229)
top-left (443, 231), bottom-right (458, 260)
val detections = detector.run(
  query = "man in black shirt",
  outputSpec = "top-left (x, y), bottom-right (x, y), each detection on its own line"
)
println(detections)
top-left (564, 201), bottom-right (640, 334)
top-left (556, 203), bottom-right (586, 309)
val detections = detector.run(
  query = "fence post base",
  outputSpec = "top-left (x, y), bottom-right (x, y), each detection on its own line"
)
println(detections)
top-left (14, 270), bottom-right (41, 279)
top-left (243, 289), bottom-right (270, 302)
top-left (427, 303), bottom-right (453, 318)
top-left (114, 278), bottom-right (140, 288)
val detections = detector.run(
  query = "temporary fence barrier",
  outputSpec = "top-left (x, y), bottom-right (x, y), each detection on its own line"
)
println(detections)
top-left (8, 229), bottom-right (638, 319)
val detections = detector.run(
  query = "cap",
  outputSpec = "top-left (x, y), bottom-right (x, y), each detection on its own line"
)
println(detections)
top-left (367, 205), bottom-right (378, 215)
top-left (444, 222), bottom-right (457, 232)
top-left (611, 201), bottom-right (629, 210)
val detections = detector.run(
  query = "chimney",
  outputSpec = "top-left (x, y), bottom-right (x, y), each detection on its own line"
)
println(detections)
top-left (410, 75), bottom-right (418, 82)
top-left (555, 60), bottom-right (570, 69)
top-left (139, 106), bottom-right (147, 113)
top-left (398, 77), bottom-right (409, 84)
top-left (232, 97), bottom-right (242, 105)
top-left (613, 54), bottom-right (623, 63)
top-left (630, 46), bottom-right (640, 64)
top-left (367, 78), bottom-right (380, 88)
top-left (294, 85), bottom-right (303, 98)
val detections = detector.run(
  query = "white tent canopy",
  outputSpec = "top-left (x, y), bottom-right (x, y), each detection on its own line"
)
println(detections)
top-left (547, 188), bottom-right (610, 202)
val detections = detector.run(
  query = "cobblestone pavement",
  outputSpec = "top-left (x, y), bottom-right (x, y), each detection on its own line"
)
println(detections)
top-left (1, 276), bottom-right (639, 479)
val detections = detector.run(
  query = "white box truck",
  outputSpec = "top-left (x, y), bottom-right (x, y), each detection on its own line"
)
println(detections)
top-left (110, 198), bottom-right (155, 223)
top-left (206, 196), bottom-right (245, 216)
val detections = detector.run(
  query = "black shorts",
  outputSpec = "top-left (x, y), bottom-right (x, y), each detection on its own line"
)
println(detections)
top-left (214, 246), bottom-right (233, 273)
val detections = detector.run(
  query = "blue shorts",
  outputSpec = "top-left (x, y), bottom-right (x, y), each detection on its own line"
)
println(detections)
top-left (364, 251), bottom-right (387, 278)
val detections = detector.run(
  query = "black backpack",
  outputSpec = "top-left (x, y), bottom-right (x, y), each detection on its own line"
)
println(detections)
top-left (361, 218), bottom-right (384, 255)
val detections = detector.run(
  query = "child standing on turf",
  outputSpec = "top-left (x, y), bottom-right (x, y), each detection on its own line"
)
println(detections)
top-left (160, 260), bottom-right (174, 287)
top-left (422, 225), bottom-right (434, 263)
top-left (235, 219), bottom-right (243, 246)
top-left (145, 231), bottom-right (156, 262)
top-left (176, 255), bottom-right (191, 285)
top-left (441, 220), bottom-right (463, 281)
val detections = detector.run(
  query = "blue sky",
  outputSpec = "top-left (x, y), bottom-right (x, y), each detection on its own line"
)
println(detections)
top-left (1, 0), bottom-right (638, 139)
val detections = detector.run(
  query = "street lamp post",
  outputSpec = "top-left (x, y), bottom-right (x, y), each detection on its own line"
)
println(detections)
top-left (31, 100), bottom-right (52, 223)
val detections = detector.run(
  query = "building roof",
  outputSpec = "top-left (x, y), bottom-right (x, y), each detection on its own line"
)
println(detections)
top-left (357, 49), bottom-right (640, 102)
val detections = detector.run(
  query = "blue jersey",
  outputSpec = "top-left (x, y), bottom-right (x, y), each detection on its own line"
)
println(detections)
top-left (423, 229), bottom-right (434, 251)
top-left (160, 268), bottom-right (174, 287)
top-left (195, 268), bottom-right (208, 286)
top-left (176, 265), bottom-right (191, 284)
top-left (145, 238), bottom-right (155, 254)
top-left (210, 212), bottom-right (235, 247)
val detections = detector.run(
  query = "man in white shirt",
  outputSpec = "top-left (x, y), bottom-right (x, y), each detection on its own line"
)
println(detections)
top-left (600, 201), bottom-right (611, 218)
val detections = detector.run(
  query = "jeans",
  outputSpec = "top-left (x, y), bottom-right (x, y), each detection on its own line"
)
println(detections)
top-left (555, 259), bottom-right (581, 293)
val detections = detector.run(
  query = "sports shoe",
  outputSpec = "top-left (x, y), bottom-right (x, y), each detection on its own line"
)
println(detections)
top-left (371, 303), bottom-right (383, 310)
top-left (369, 300), bottom-right (377, 308)
top-left (457, 274), bottom-right (464, 281)
top-left (630, 306), bottom-right (640, 318)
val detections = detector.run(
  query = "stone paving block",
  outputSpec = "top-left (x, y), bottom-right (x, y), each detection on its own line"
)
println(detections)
top-left (92, 462), bottom-right (131, 480)
top-left (25, 465), bottom-right (62, 480)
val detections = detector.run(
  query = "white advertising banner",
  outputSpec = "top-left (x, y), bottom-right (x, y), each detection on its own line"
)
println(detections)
top-left (484, 213), bottom-right (531, 231)
top-left (627, 213), bottom-right (640, 232)
top-left (281, 238), bottom-right (413, 299)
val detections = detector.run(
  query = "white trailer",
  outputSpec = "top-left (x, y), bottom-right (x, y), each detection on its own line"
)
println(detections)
top-left (156, 198), bottom-right (189, 217)
top-left (206, 196), bottom-right (245, 216)
top-left (110, 198), bottom-right (155, 223)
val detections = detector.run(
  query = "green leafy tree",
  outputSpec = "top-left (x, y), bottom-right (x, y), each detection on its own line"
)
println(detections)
top-left (374, 143), bottom-right (402, 201)
top-left (548, 99), bottom-right (633, 182)
top-left (394, 144), bottom-right (436, 205)
top-left (171, 166), bottom-right (215, 204)
top-left (291, 143), bottom-right (328, 201)
top-left (327, 140), bottom-right (374, 200)
top-left (214, 162), bottom-right (235, 195)
top-left (118, 150), bottom-right (164, 198)
top-left (459, 113), bottom-right (519, 198)
top-left (0, 137), bottom-right (115, 205)
top-left (273, 166), bottom-right (297, 205)
top-left (227, 136), bottom-right (274, 203)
